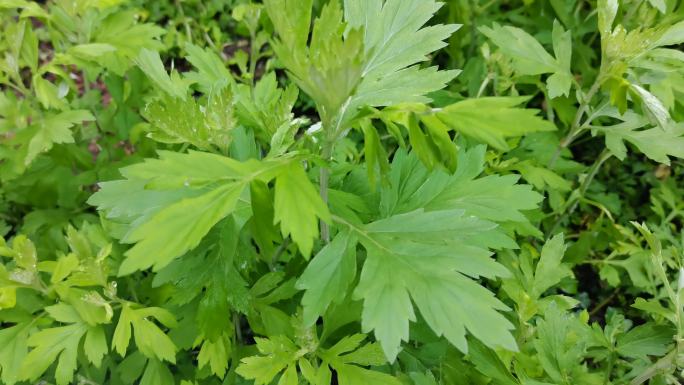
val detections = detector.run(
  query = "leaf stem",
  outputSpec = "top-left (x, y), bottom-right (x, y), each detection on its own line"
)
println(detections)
top-left (603, 352), bottom-right (616, 385)
top-left (270, 237), bottom-right (290, 270)
top-left (175, 0), bottom-right (193, 42)
top-left (548, 148), bottom-right (611, 235)
top-left (319, 139), bottom-right (334, 244)
top-left (249, 30), bottom-right (258, 87)
top-left (548, 77), bottom-right (604, 168)
top-left (233, 312), bottom-right (243, 345)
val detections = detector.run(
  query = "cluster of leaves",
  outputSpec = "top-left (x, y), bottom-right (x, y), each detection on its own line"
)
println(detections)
top-left (1, 0), bottom-right (683, 385)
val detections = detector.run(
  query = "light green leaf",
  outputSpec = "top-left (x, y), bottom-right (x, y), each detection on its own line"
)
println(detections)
top-left (351, 208), bottom-right (517, 361)
top-left (598, 0), bottom-right (619, 37)
top-left (468, 338), bottom-right (519, 385)
top-left (263, 0), bottom-right (312, 52)
top-left (616, 323), bottom-right (673, 358)
top-left (278, 365), bottom-right (298, 385)
top-left (121, 181), bottom-right (244, 274)
top-left (630, 84), bottom-right (671, 130)
top-left (119, 150), bottom-right (251, 189)
top-left (336, 364), bottom-right (402, 385)
top-left (112, 304), bottom-right (177, 362)
top-left (533, 234), bottom-right (572, 297)
top-left (143, 90), bottom-right (234, 152)
top-left (26, 110), bottom-right (95, 165)
top-left (269, 0), bottom-right (457, 129)
top-left (341, 0), bottom-right (460, 123)
top-left (359, 118), bottom-right (391, 186)
top-left (140, 358), bottom-right (174, 385)
top-left (197, 334), bottom-right (232, 378)
top-left (592, 109), bottom-right (684, 164)
top-left (533, 305), bottom-right (591, 384)
top-left (655, 20), bottom-right (684, 46)
top-left (646, 0), bottom-right (667, 13)
top-left (437, 97), bottom-right (556, 150)
top-left (83, 326), bottom-right (108, 367)
top-left (274, 162), bottom-right (331, 258)
top-left (20, 322), bottom-right (88, 385)
top-left (480, 23), bottom-right (559, 75)
top-left (297, 230), bottom-right (358, 326)
top-left (135, 48), bottom-right (186, 99)
top-left (184, 43), bottom-right (232, 93)
top-left (236, 336), bottom-right (298, 385)
top-left (91, 152), bottom-right (291, 273)
top-left (68, 43), bottom-right (117, 59)
top-left (0, 322), bottom-right (30, 385)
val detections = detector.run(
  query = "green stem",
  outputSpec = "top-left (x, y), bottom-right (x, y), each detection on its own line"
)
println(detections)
top-left (175, 0), bottom-right (193, 42)
top-left (319, 140), bottom-right (333, 244)
top-left (604, 352), bottom-right (616, 385)
top-left (548, 149), bottom-right (611, 235)
top-left (270, 237), bottom-right (290, 270)
top-left (233, 312), bottom-right (243, 344)
top-left (548, 77), bottom-right (604, 168)
top-left (249, 30), bottom-right (258, 87)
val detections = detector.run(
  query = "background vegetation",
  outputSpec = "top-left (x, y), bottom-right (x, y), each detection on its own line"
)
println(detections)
top-left (0, 0), bottom-right (683, 384)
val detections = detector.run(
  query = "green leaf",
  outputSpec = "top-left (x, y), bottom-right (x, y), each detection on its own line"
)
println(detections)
top-left (655, 20), bottom-right (684, 46)
top-left (263, 0), bottom-right (312, 53)
top-left (341, 0), bottom-right (459, 125)
top-left (591, 108), bottom-right (684, 164)
top-left (481, 22), bottom-right (573, 98)
top-left (197, 333), bottom-right (232, 378)
top-left (120, 181), bottom-right (244, 274)
top-left (646, 0), bottom-right (667, 13)
top-left (236, 336), bottom-right (299, 385)
top-left (135, 48), bottom-right (187, 99)
top-left (318, 334), bottom-right (400, 385)
top-left (359, 118), bottom-right (390, 186)
top-left (630, 84), bottom-right (671, 130)
top-left (184, 43), bottom-right (232, 93)
top-left (83, 326), bottom-right (108, 367)
top-left (26, 110), bottom-right (95, 165)
top-left (548, 20), bottom-right (573, 98)
top-left (0, 322), bottom-right (30, 385)
top-left (391, 147), bottom-right (542, 227)
top-left (278, 365), bottom-right (298, 385)
top-left (143, 90), bottom-right (234, 152)
top-left (533, 305), bottom-right (591, 385)
top-left (20, 322), bottom-right (89, 385)
top-left (94, 10), bottom-right (165, 61)
top-left (615, 323), bottom-right (673, 358)
top-left (140, 358), bottom-right (174, 385)
top-left (267, 0), bottom-right (364, 122)
top-left (68, 43), bottom-right (117, 60)
top-left (533, 234), bottom-right (572, 297)
top-left (274, 162), bottom-right (331, 258)
top-left (269, 0), bottom-right (458, 129)
top-left (598, 0), bottom-right (618, 37)
top-left (296, 229), bottom-right (358, 326)
top-left (90, 151), bottom-right (291, 273)
top-left (480, 23), bottom-right (558, 75)
top-left (468, 338), bottom-right (519, 385)
top-left (236, 73), bottom-right (300, 141)
top-left (437, 97), bottom-right (556, 150)
top-left (336, 364), bottom-right (401, 385)
top-left (349, 208), bottom-right (517, 361)
top-left (112, 304), bottom-right (177, 362)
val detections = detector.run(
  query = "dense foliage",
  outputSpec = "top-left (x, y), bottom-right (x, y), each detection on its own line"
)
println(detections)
top-left (1, 0), bottom-right (684, 384)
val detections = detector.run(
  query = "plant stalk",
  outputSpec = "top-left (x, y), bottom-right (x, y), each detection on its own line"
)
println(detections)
top-left (319, 139), bottom-right (333, 244)
top-left (548, 148), bottom-right (611, 235)
top-left (548, 77), bottom-right (604, 168)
